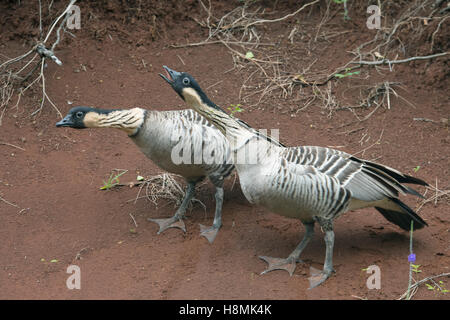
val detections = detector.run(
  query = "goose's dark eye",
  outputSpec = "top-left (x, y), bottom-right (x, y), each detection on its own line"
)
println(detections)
top-left (182, 77), bottom-right (190, 85)
top-left (76, 111), bottom-right (84, 118)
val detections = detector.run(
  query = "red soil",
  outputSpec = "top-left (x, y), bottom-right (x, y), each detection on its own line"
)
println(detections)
top-left (0, 0), bottom-right (448, 299)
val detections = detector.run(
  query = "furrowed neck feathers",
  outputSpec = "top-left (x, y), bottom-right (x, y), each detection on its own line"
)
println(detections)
top-left (181, 87), bottom-right (253, 147)
top-left (84, 108), bottom-right (146, 136)
top-left (181, 87), bottom-right (285, 152)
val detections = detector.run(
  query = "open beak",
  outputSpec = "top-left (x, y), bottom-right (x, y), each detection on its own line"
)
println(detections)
top-left (159, 65), bottom-right (182, 85)
top-left (56, 114), bottom-right (74, 127)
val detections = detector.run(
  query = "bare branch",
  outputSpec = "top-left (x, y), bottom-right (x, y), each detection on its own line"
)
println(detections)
top-left (352, 52), bottom-right (449, 66)
top-left (245, 0), bottom-right (319, 28)
top-left (43, 0), bottom-right (77, 44)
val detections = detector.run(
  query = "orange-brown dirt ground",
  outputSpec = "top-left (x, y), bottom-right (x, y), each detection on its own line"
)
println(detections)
top-left (0, 0), bottom-right (449, 299)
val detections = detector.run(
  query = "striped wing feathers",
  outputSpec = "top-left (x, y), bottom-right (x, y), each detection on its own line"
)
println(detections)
top-left (280, 146), bottom-right (424, 203)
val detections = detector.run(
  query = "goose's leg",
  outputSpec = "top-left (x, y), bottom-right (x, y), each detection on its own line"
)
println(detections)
top-left (260, 222), bottom-right (315, 276)
top-left (308, 218), bottom-right (335, 288)
top-left (148, 181), bottom-right (196, 234)
top-left (199, 178), bottom-right (224, 243)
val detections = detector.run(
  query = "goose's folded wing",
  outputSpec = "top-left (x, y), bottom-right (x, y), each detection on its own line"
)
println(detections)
top-left (269, 159), bottom-right (350, 218)
top-left (280, 146), bottom-right (425, 202)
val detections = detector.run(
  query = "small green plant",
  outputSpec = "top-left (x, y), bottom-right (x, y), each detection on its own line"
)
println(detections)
top-left (425, 281), bottom-right (449, 294)
top-left (439, 281), bottom-right (449, 293)
top-left (413, 166), bottom-right (421, 173)
top-left (335, 68), bottom-right (360, 79)
top-left (228, 104), bottom-right (244, 117)
top-left (411, 264), bottom-right (422, 273)
top-left (245, 51), bottom-right (255, 59)
top-left (100, 169), bottom-right (128, 190)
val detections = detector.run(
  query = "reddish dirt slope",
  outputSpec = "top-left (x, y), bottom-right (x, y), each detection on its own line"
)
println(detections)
top-left (0, 1), bottom-right (449, 299)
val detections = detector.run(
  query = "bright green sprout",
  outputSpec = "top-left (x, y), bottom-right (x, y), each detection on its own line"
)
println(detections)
top-left (228, 104), bottom-right (244, 117)
top-left (100, 170), bottom-right (128, 190)
top-left (335, 70), bottom-right (360, 79)
top-left (411, 264), bottom-right (422, 273)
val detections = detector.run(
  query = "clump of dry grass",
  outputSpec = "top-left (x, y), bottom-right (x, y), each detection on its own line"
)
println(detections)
top-left (133, 173), bottom-right (206, 212)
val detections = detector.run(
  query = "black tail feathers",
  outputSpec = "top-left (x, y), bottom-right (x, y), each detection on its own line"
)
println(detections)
top-left (375, 198), bottom-right (428, 231)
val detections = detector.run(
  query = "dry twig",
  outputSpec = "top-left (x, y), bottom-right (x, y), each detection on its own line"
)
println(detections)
top-left (352, 52), bottom-right (449, 67)
top-left (0, 193), bottom-right (19, 208)
top-left (0, 141), bottom-right (26, 151)
top-left (0, 0), bottom-right (76, 123)
top-left (415, 180), bottom-right (450, 213)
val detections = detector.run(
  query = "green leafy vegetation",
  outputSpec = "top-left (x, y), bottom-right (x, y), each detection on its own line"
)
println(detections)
top-left (425, 281), bottom-right (449, 294)
top-left (335, 68), bottom-right (360, 79)
top-left (411, 264), bottom-right (422, 274)
top-left (228, 103), bottom-right (244, 117)
top-left (100, 169), bottom-right (128, 190)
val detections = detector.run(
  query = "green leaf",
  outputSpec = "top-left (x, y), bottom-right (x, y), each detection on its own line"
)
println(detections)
top-left (335, 71), bottom-right (360, 79)
top-left (100, 170), bottom-right (127, 190)
top-left (228, 104), bottom-right (244, 116)
top-left (136, 175), bottom-right (144, 181)
top-left (411, 264), bottom-right (422, 273)
top-left (425, 283), bottom-right (435, 290)
top-left (50, 259), bottom-right (58, 263)
top-left (245, 51), bottom-right (254, 59)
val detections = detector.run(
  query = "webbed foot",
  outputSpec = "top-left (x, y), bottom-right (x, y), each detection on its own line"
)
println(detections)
top-left (199, 224), bottom-right (220, 243)
top-left (259, 256), bottom-right (302, 276)
top-left (148, 217), bottom-right (186, 234)
top-left (308, 266), bottom-right (335, 289)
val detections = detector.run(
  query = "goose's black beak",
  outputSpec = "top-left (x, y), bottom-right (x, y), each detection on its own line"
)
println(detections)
top-left (56, 114), bottom-right (74, 127)
top-left (159, 65), bottom-right (182, 85)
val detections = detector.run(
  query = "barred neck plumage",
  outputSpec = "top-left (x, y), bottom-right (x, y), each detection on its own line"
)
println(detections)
top-left (84, 108), bottom-right (146, 136)
top-left (181, 87), bottom-right (255, 150)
